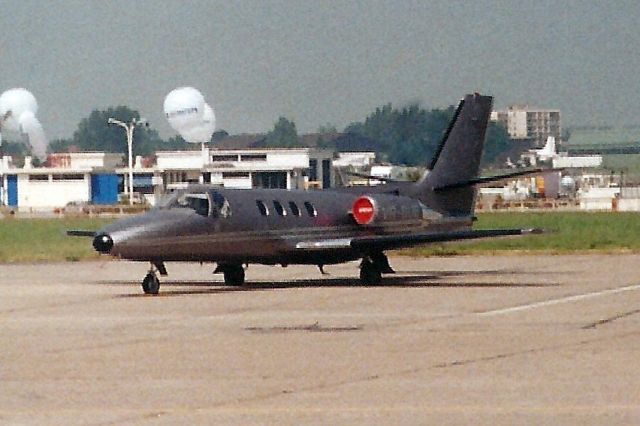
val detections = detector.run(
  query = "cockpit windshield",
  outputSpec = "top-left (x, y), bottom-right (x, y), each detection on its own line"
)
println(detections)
top-left (155, 190), bottom-right (209, 216)
top-left (156, 189), bottom-right (230, 218)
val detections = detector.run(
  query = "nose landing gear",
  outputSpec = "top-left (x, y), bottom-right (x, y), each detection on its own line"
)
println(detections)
top-left (142, 271), bottom-right (160, 294)
top-left (141, 262), bottom-right (166, 294)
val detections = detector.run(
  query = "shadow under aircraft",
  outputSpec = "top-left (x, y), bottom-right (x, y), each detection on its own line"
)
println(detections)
top-left (70, 93), bottom-right (545, 294)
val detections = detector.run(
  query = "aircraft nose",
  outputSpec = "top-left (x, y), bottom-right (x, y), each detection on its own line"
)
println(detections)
top-left (93, 233), bottom-right (114, 254)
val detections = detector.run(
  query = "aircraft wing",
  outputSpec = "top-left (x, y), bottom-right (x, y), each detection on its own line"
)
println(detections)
top-left (295, 228), bottom-right (543, 252)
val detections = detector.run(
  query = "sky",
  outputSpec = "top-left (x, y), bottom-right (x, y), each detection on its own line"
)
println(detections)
top-left (1, 0), bottom-right (639, 142)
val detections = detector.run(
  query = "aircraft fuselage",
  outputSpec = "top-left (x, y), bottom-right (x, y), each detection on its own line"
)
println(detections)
top-left (96, 186), bottom-right (470, 266)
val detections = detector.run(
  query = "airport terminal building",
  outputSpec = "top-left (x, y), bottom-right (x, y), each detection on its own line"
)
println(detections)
top-left (0, 148), bottom-right (334, 211)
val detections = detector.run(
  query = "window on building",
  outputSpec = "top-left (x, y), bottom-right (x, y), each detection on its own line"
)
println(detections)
top-left (322, 159), bottom-right (331, 189)
top-left (252, 172), bottom-right (287, 189)
top-left (304, 201), bottom-right (317, 217)
top-left (223, 172), bottom-right (250, 179)
top-left (256, 200), bottom-right (269, 216)
top-left (288, 201), bottom-right (301, 217)
top-left (28, 174), bottom-right (49, 181)
top-left (240, 154), bottom-right (267, 162)
top-left (52, 174), bottom-right (84, 181)
top-left (309, 159), bottom-right (318, 182)
top-left (212, 154), bottom-right (239, 162)
top-left (273, 200), bottom-right (286, 216)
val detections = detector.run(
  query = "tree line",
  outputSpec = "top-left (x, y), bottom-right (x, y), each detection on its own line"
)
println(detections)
top-left (4, 102), bottom-right (511, 168)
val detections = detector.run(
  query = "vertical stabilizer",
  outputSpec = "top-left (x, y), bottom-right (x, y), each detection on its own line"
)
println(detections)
top-left (412, 93), bottom-right (493, 216)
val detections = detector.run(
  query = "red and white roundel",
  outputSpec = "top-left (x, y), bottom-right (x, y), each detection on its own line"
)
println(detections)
top-left (351, 196), bottom-right (376, 225)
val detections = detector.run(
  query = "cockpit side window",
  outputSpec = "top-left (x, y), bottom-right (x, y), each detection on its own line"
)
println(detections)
top-left (289, 201), bottom-right (301, 216)
top-left (210, 191), bottom-right (232, 218)
top-left (256, 200), bottom-right (269, 216)
top-left (304, 201), bottom-right (317, 217)
top-left (273, 200), bottom-right (286, 216)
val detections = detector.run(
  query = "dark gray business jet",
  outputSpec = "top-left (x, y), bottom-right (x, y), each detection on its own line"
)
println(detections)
top-left (71, 94), bottom-right (542, 294)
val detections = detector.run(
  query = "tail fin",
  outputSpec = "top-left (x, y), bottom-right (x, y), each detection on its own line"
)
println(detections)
top-left (412, 93), bottom-right (493, 216)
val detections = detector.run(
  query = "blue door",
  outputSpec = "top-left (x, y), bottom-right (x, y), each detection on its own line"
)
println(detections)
top-left (7, 175), bottom-right (18, 207)
top-left (91, 174), bottom-right (118, 204)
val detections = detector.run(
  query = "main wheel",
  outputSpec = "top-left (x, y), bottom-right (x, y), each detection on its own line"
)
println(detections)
top-left (359, 261), bottom-right (381, 286)
top-left (223, 265), bottom-right (245, 286)
top-left (142, 273), bottom-right (160, 295)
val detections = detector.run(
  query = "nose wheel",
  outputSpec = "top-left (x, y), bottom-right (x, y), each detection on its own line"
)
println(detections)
top-left (142, 271), bottom-right (160, 294)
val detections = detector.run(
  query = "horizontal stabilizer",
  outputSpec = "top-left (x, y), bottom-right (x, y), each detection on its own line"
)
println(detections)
top-left (434, 168), bottom-right (563, 191)
top-left (345, 171), bottom-right (404, 183)
top-left (66, 230), bottom-right (96, 237)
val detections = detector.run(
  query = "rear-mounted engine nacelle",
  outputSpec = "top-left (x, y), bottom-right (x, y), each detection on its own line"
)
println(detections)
top-left (350, 194), bottom-right (436, 226)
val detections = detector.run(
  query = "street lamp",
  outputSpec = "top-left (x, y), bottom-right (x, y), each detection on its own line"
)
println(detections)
top-left (108, 117), bottom-right (147, 205)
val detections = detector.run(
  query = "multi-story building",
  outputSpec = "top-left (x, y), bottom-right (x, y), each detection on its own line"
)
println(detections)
top-left (491, 105), bottom-right (561, 147)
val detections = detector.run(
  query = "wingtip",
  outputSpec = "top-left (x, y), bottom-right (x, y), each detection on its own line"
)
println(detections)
top-left (66, 230), bottom-right (96, 237)
top-left (522, 228), bottom-right (545, 235)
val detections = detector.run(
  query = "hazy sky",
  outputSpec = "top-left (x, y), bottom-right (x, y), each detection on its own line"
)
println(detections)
top-left (1, 0), bottom-right (639, 141)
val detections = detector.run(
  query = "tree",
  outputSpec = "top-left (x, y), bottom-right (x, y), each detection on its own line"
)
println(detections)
top-left (47, 138), bottom-right (75, 153)
top-left (344, 102), bottom-right (512, 168)
top-left (161, 135), bottom-right (193, 151)
top-left (316, 123), bottom-right (338, 148)
top-left (68, 106), bottom-right (165, 156)
top-left (212, 130), bottom-right (229, 144)
top-left (344, 103), bottom-right (453, 166)
top-left (264, 117), bottom-right (300, 148)
top-left (481, 122), bottom-right (511, 168)
top-left (0, 140), bottom-right (29, 166)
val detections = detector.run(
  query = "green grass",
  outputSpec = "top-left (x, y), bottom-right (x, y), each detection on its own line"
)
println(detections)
top-left (0, 217), bottom-right (113, 262)
top-left (404, 212), bottom-right (640, 256)
top-left (1, 212), bottom-right (640, 262)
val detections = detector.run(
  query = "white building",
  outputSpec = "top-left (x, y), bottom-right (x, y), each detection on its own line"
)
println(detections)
top-left (332, 152), bottom-right (376, 168)
top-left (1, 148), bottom-right (335, 211)
top-left (491, 105), bottom-right (561, 147)
top-left (156, 147), bottom-right (334, 192)
top-left (1, 153), bottom-right (123, 211)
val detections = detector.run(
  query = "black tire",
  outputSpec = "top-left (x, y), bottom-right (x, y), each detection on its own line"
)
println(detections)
top-left (223, 265), bottom-right (245, 286)
top-left (359, 261), bottom-right (382, 286)
top-left (142, 273), bottom-right (160, 295)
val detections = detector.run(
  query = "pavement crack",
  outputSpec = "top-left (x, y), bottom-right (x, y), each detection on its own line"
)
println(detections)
top-left (581, 309), bottom-right (640, 330)
top-left (212, 330), bottom-right (640, 410)
top-left (245, 322), bottom-right (363, 333)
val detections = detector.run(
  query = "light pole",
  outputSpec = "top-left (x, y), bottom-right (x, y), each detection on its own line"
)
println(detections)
top-left (108, 117), bottom-right (147, 205)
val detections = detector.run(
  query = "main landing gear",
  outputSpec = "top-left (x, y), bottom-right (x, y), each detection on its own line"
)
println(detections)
top-left (359, 252), bottom-right (395, 286)
top-left (214, 264), bottom-right (246, 286)
top-left (141, 262), bottom-right (167, 295)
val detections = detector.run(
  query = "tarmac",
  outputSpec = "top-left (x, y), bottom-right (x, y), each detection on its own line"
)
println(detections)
top-left (1, 254), bottom-right (639, 425)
